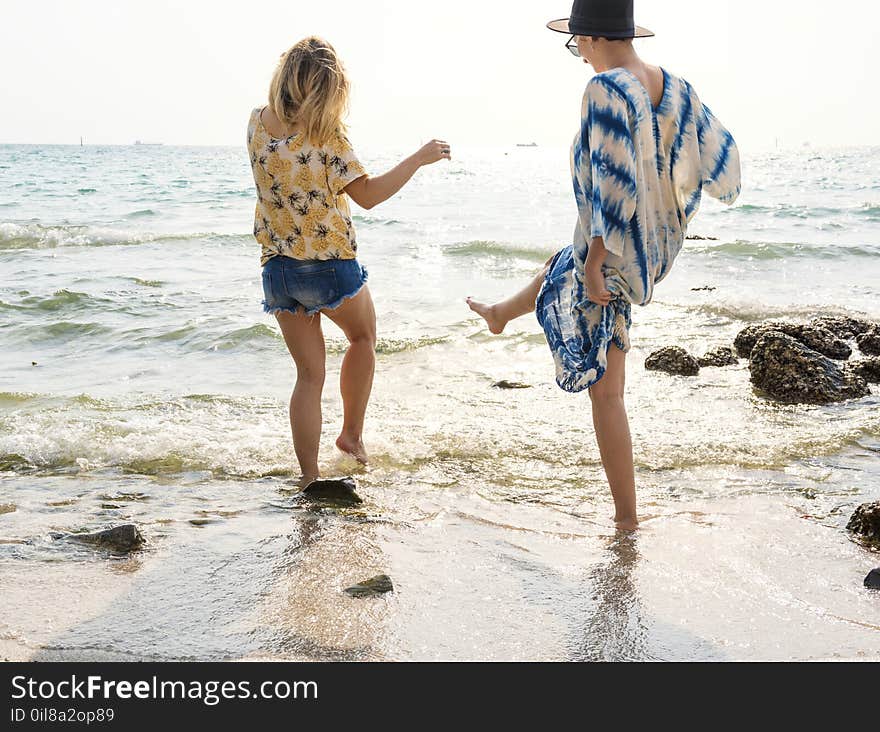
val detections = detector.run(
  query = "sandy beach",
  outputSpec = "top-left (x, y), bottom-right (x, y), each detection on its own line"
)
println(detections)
top-left (1, 461), bottom-right (878, 661)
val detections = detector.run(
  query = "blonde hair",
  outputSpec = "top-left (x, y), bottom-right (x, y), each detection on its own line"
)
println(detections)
top-left (268, 37), bottom-right (350, 145)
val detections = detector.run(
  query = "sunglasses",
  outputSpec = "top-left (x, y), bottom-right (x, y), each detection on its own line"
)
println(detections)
top-left (565, 35), bottom-right (580, 57)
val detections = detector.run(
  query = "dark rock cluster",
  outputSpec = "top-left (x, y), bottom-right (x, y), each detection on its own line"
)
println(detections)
top-left (742, 316), bottom-right (878, 404)
top-left (644, 346), bottom-right (701, 376)
top-left (810, 315), bottom-right (873, 339)
top-left (734, 321), bottom-right (851, 360)
top-left (748, 332), bottom-right (869, 404)
top-left (697, 346), bottom-right (739, 368)
top-left (646, 315), bottom-right (878, 404)
top-left (644, 344), bottom-right (739, 376)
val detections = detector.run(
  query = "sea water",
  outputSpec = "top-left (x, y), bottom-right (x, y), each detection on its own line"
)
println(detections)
top-left (1, 142), bottom-right (878, 660)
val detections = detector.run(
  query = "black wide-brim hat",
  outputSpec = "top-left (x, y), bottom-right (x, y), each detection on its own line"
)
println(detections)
top-left (548, 0), bottom-right (654, 39)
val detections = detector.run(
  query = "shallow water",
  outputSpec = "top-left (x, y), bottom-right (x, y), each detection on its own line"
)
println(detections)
top-left (1, 143), bottom-right (879, 660)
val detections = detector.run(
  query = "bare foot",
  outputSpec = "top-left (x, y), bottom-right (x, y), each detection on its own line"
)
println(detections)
top-left (336, 433), bottom-right (369, 465)
top-left (614, 517), bottom-right (639, 532)
top-left (297, 474), bottom-right (319, 489)
top-left (466, 297), bottom-right (506, 335)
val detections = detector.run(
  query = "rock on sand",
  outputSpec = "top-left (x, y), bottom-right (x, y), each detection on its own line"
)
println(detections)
top-left (302, 477), bottom-right (363, 507)
top-left (67, 524), bottom-right (145, 552)
top-left (344, 574), bottom-right (394, 598)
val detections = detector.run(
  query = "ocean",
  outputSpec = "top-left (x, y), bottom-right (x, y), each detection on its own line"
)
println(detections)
top-left (1, 142), bottom-right (879, 660)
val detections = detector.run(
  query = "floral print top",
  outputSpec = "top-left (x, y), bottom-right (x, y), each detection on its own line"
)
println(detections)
top-left (246, 107), bottom-right (367, 264)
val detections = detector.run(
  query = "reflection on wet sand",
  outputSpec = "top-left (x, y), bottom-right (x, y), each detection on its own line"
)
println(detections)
top-left (245, 512), bottom-right (393, 661)
top-left (1, 475), bottom-right (878, 661)
top-left (569, 529), bottom-right (729, 661)
top-left (18, 501), bottom-right (393, 661)
top-left (571, 533), bottom-right (647, 661)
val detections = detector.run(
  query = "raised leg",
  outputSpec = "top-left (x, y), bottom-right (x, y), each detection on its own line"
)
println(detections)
top-left (274, 310), bottom-right (327, 484)
top-left (467, 259), bottom-right (551, 334)
top-left (588, 342), bottom-right (637, 531)
top-left (321, 285), bottom-right (377, 464)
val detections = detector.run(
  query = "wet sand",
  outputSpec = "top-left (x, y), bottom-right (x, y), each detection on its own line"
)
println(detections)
top-left (2, 460), bottom-right (878, 662)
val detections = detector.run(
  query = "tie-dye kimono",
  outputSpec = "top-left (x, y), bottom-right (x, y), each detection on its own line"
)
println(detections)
top-left (536, 67), bottom-right (741, 392)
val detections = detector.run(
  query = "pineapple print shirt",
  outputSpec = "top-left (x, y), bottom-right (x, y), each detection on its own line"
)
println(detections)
top-left (247, 107), bottom-right (367, 264)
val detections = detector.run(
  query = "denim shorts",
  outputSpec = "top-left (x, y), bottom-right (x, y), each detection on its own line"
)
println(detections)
top-left (261, 256), bottom-right (368, 316)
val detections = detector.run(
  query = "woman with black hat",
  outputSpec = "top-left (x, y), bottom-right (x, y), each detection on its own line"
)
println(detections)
top-left (467, 0), bottom-right (741, 531)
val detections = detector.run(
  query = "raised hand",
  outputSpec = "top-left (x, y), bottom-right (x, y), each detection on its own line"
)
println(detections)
top-left (415, 139), bottom-right (452, 166)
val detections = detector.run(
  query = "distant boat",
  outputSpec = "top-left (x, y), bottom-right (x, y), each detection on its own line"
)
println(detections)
top-left (516, 142), bottom-right (538, 147)
top-left (134, 140), bottom-right (163, 146)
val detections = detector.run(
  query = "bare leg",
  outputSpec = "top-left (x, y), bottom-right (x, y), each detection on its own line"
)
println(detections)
top-left (467, 260), bottom-right (551, 334)
top-left (321, 286), bottom-right (377, 464)
top-left (588, 342), bottom-right (637, 531)
top-left (275, 310), bottom-right (326, 484)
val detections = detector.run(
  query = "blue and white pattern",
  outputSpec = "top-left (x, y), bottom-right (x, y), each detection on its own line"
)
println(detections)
top-left (537, 66), bottom-right (741, 392)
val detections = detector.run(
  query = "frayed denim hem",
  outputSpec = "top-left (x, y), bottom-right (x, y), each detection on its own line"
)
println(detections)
top-left (262, 301), bottom-right (305, 316)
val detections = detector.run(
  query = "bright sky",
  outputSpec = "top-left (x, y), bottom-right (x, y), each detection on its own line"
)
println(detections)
top-left (1, 0), bottom-right (878, 151)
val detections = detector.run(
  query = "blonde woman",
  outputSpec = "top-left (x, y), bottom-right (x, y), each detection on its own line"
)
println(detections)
top-left (248, 37), bottom-right (450, 485)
